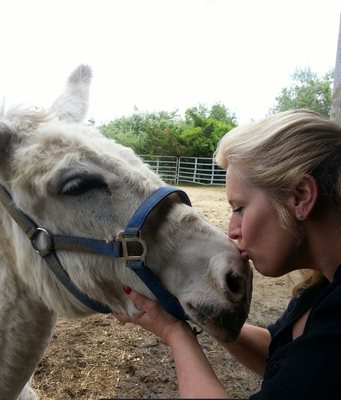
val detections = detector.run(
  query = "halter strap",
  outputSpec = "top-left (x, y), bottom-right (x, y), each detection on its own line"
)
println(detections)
top-left (124, 186), bottom-right (191, 320)
top-left (0, 185), bottom-right (112, 313)
top-left (0, 185), bottom-right (191, 319)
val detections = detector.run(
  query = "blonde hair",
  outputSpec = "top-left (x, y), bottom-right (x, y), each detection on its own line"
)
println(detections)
top-left (215, 109), bottom-right (341, 293)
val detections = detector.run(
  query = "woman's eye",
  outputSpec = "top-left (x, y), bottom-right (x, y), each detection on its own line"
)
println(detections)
top-left (232, 206), bottom-right (244, 215)
top-left (61, 178), bottom-right (107, 196)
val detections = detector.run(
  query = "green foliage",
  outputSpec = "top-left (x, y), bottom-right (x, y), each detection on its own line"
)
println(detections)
top-left (99, 67), bottom-right (333, 157)
top-left (100, 103), bottom-right (236, 157)
top-left (180, 103), bottom-right (237, 157)
top-left (101, 108), bottom-right (181, 155)
top-left (271, 67), bottom-right (333, 117)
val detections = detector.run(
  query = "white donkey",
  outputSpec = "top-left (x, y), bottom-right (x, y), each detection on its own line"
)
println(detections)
top-left (0, 65), bottom-right (252, 400)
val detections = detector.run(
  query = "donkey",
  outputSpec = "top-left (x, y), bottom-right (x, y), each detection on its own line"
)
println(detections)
top-left (0, 65), bottom-right (252, 400)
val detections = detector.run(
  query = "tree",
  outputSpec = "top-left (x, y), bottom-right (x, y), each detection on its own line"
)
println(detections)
top-left (100, 114), bottom-right (146, 154)
top-left (100, 103), bottom-right (236, 157)
top-left (271, 67), bottom-right (333, 117)
top-left (179, 104), bottom-right (237, 157)
top-left (210, 102), bottom-right (236, 124)
top-left (100, 108), bottom-right (182, 155)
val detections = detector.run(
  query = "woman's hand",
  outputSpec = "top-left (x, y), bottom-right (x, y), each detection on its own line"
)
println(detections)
top-left (117, 286), bottom-right (229, 398)
top-left (115, 287), bottom-right (192, 344)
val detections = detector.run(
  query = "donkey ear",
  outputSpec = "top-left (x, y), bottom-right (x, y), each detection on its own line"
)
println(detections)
top-left (50, 64), bottom-right (92, 123)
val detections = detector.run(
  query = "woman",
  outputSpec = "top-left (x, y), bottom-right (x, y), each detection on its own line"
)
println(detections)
top-left (117, 109), bottom-right (341, 399)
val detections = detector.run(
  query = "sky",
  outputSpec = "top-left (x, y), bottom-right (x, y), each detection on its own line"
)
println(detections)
top-left (0, 0), bottom-right (340, 125)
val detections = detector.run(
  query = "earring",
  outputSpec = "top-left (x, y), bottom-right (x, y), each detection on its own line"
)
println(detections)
top-left (296, 213), bottom-right (304, 221)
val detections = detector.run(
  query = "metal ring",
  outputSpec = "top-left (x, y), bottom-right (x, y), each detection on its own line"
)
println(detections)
top-left (115, 231), bottom-right (147, 263)
top-left (30, 227), bottom-right (52, 257)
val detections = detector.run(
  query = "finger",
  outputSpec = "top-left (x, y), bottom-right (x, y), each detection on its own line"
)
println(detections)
top-left (113, 309), bottom-right (145, 323)
top-left (123, 286), bottom-right (159, 313)
top-left (122, 287), bottom-right (180, 327)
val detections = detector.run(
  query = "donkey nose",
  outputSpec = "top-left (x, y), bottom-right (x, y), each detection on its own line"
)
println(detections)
top-left (225, 271), bottom-right (244, 298)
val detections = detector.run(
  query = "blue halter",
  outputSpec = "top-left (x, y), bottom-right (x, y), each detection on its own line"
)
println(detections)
top-left (0, 185), bottom-right (191, 320)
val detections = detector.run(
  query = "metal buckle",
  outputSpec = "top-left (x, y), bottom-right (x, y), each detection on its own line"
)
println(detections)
top-left (29, 227), bottom-right (53, 257)
top-left (115, 231), bottom-right (147, 263)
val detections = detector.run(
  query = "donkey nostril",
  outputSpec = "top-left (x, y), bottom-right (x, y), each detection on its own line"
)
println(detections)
top-left (226, 271), bottom-right (243, 294)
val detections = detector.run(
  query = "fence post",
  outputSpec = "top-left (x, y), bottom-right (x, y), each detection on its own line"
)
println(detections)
top-left (193, 158), bottom-right (198, 183)
top-left (210, 157), bottom-right (215, 184)
top-left (331, 13), bottom-right (341, 125)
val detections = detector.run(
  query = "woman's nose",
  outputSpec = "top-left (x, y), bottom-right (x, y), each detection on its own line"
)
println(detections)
top-left (228, 217), bottom-right (241, 240)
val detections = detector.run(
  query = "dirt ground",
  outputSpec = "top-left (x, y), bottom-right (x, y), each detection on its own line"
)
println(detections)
top-left (32, 185), bottom-right (291, 399)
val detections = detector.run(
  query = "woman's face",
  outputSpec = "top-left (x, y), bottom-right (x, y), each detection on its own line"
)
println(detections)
top-left (226, 169), bottom-right (299, 277)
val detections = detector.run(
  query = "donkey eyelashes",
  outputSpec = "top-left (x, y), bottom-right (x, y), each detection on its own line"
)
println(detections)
top-left (49, 166), bottom-right (109, 196)
top-left (61, 176), bottom-right (108, 196)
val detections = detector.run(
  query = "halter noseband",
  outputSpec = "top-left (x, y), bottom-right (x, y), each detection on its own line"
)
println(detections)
top-left (0, 185), bottom-right (191, 320)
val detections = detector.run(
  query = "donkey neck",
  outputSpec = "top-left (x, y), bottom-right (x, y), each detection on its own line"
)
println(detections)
top-left (0, 225), bottom-right (57, 399)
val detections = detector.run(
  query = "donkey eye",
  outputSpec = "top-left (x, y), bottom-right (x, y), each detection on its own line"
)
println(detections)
top-left (61, 177), bottom-right (107, 196)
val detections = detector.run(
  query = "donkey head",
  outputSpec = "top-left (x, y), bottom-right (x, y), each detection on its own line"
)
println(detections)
top-left (0, 65), bottom-right (252, 341)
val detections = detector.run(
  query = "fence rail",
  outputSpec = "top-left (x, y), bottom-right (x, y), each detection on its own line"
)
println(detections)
top-left (140, 155), bottom-right (178, 184)
top-left (140, 155), bottom-right (225, 185)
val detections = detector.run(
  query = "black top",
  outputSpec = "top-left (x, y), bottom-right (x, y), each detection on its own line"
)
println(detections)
top-left (250, 265), bottom-right (341, 400)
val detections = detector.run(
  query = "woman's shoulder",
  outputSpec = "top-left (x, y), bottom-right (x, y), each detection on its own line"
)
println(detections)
top-left (306, 265), bottom-right (341, 333)
top-left (268, 266), bottom-right (341, 338)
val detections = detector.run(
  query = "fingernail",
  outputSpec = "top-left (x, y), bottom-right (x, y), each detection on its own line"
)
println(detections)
top-left (123, 286), bottom-right (132, 294)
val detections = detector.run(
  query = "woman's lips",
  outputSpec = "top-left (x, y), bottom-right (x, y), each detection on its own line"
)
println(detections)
top-left (239, 249), bottom-right (249, 261)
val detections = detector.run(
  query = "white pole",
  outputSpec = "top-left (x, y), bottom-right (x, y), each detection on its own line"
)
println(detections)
top-left (331, 14), bottom-right (341, 124)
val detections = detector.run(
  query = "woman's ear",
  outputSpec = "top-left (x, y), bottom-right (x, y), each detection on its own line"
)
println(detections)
top-left (291, 174), bottom-right (318, 221)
